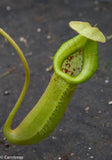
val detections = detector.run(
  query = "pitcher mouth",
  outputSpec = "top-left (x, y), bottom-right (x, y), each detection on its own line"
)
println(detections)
top-left (61, 49), bottom-right (83, 78)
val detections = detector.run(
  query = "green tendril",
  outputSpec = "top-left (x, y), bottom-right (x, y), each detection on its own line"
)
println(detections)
top-left (0, 29), bottom-right (30, 132)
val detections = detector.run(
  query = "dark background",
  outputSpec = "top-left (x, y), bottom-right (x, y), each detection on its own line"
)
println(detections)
top-left (0, 0), bottom-right (112, 160)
